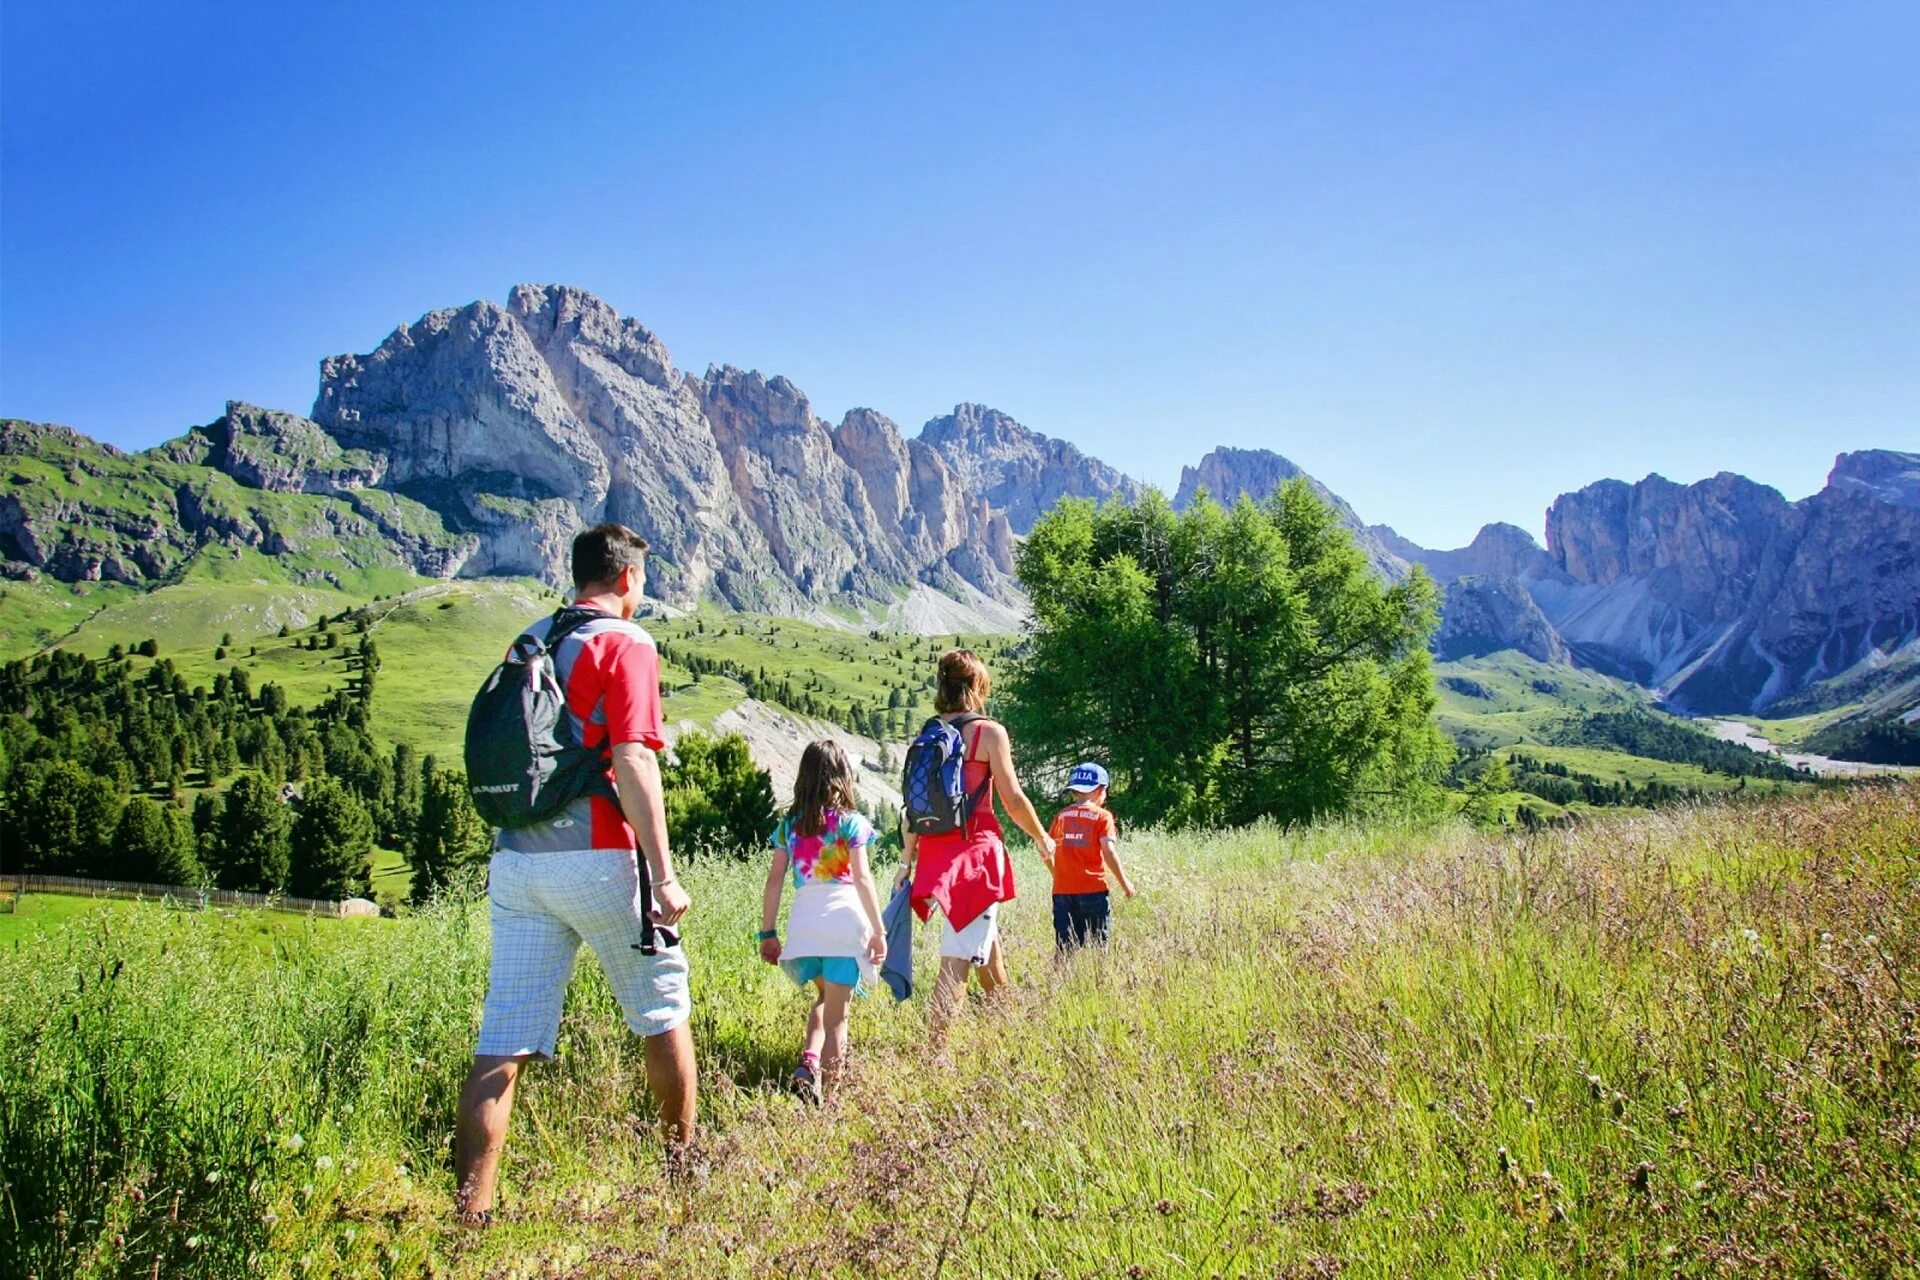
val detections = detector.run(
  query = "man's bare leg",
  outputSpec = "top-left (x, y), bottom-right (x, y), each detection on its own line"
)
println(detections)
top-left (644, 1020), bottom-right (698, 1146)
top-left (455, 1055), bottom-right (525, 1221)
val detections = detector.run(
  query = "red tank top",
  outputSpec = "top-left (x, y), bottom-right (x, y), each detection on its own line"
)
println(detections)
top-left (959, 719), bottom-right (1001, 836)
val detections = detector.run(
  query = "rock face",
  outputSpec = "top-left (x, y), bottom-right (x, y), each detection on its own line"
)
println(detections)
top-left (1173, 446), bottom-right (1405, 576)
top-left (314, 285), bottom-right (788, 607)
top-left (691, 368), bottom-right (1016, 607)
top-left (306, 285), bottom-right (1022, 619)
top-left (1537, 471), bottom-right (1920, 711)
top-left (1827, 449), bottom-right (1920, 512)
top-left (1434, 576), bottom-right (1570, 664)
top-left (920, 403), bottom-right (1145, 534)
top-left (0, 416), bottom-right (472, 586)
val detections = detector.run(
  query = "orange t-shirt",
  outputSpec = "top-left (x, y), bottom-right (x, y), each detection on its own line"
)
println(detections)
top-left (1049, 801), bottom-right (1117, 894)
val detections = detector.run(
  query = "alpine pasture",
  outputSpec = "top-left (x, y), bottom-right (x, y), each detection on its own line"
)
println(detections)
top-left (5, 785), bottom-right (1915, 1277)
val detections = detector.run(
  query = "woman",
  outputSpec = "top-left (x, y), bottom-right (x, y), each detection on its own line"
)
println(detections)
top-left (897, 648), bottom-right (1056, 1041)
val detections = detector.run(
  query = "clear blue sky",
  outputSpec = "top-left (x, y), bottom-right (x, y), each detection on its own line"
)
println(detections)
top-left (3, 2), bottom-right (1915, 548)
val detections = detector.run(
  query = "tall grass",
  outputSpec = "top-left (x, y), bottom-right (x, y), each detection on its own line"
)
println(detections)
top-left (4, 786), bottom-right (1916, 1277)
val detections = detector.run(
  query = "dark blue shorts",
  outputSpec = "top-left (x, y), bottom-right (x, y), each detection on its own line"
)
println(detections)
top-left (1052, 891), bottom-right (1111, 950)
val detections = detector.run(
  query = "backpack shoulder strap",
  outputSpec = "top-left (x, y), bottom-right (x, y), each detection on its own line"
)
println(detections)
top-left (543, 605), bottom-right (609, 648)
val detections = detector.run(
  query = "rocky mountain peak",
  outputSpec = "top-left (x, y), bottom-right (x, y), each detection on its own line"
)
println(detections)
top-left (920, 403), bottom-right (1144, 534)
top-left (1173, 446), bottom-right (1311, 510)
top-left (507, 283), bottom-right (677, 389)
top-left (1828, 449), bottom-right (1920, 511)
top-left (1545, 471), bottom-right (1788, 597)
top-left (1175, 446), bottom-right (1402, 577)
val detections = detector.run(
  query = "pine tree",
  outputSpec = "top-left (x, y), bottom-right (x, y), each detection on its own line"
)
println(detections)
top-left (3, 760), bottom-right (123, 877)
top-left (287, 779), bottom-right (374, 900)
top-left (112, 796), bottom-right (203, 885)
top-left (410, 766), bottom-right (488, 903)
top-left (212, 773), bottom-right (292, 893)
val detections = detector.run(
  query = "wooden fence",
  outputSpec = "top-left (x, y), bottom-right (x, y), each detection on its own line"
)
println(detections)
top-left (0, 874), bottom-right (380, 918)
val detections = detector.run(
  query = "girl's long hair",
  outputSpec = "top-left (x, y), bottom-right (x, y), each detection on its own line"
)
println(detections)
top-left (791, 739), bottom-right (859, 839)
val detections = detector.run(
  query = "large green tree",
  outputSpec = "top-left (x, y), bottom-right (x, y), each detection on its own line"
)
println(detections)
top-left (1005, 482), bottom-right (1450, 827)
top-left (287, 778), bottom-right (374, 901)
top-left (212, 773), bottom-right (292, 893)
top-left (111, 796), bottom-right (203, 885)
top-left (3, 760), bottom-right (123, 877)
top-left (410, 763), bottom-right (489, 904)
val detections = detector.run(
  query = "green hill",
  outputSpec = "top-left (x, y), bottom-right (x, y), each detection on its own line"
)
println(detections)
top-left (9, 564), bottom-right (1826, 813)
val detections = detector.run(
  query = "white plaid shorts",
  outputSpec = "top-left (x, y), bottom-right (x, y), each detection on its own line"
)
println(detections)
top-left (476, 849), bottom-right (691, 1058)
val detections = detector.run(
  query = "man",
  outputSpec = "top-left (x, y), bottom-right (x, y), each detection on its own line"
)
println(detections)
top-left (454, 523), bottom-right (695, 1225)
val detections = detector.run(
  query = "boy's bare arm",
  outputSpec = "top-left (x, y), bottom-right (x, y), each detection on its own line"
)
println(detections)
top-left (1102, 836), bottom-right (1137, 898)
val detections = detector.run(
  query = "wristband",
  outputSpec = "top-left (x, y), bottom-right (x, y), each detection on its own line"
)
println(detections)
top-left (756, 929), bottom-right (777, 941)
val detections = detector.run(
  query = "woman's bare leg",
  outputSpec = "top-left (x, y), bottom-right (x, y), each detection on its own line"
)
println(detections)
top-left (928, 955), bottom-right (972, 1048)
top-left (978, 937), bottom-right (1010, 1001)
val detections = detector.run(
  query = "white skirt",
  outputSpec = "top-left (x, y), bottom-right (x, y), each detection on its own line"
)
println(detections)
top-left (784, 881), bottom-right (877, 985)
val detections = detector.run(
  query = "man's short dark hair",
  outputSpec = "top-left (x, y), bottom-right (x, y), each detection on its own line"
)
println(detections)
top-left (572, 523), bottom-right (649, 591)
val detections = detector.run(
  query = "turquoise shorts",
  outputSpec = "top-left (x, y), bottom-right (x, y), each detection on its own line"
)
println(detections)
top-left (781, 956), bottom-right (864, 990)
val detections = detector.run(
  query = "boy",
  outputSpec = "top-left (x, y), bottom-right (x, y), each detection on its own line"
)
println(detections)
top-left (1048, 762), bottom-right (1136, 950)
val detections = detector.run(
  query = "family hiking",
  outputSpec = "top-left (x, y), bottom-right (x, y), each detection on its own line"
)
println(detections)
top-left (453, 523), bottom-right (1136, 1224)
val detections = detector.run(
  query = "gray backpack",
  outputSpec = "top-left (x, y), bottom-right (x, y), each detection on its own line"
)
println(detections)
top-left (464, 607), bottom-right (616, 829)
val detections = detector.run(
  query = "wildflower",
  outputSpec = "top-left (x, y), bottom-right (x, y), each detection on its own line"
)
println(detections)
top-left (283, 1132), bottom-right (305, 1152)
top-left (186, 1236), bottom-right (201, 1250)
top-left (1586, 1074), bottom-right (1604, 1099)
top-left (205, 1170), bottom-right (222, 1185)
top-left (315, 1156), bottom-right (334, 1171)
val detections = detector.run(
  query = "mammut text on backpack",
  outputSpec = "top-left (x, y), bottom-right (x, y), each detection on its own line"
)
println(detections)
top-left (464, 608), bottom-right (615, 830)
top-left (901, 714), bottom-right (984, 836)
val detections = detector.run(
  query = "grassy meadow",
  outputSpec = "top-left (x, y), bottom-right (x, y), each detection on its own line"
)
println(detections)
top-left (4, 783), bottom-right (1916, 1278)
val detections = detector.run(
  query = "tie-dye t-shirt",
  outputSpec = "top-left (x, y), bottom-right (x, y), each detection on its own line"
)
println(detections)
top-left (776, 807), bottom-right (875, 887)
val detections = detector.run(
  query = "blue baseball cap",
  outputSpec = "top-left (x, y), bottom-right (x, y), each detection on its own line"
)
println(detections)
top-left (1067, 762), bottom-right (1109, 792)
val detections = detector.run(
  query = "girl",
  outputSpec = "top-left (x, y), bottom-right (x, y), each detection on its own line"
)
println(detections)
top-left (759, 740), bottom-right (887, 1102)
top-left (897, 648), bottom-right (1056, 1045)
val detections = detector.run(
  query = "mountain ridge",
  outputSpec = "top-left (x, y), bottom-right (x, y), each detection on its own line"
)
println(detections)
top-left (3, 282), bottom-right (1913, 716)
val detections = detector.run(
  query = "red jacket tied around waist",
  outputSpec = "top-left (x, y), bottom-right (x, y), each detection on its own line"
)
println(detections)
top-left (909, 723), bottom-right (1014, 930)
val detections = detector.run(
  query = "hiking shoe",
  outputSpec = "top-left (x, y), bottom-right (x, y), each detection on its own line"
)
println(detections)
top-left (791, 1062), bottom-right (822, 1106)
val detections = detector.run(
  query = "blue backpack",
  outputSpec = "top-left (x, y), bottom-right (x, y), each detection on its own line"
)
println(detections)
top-left (901, 714), bottom-right (986, 836)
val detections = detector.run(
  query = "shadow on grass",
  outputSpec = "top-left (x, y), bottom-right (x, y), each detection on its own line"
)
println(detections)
top-left (693, 1010), bottom-right (801, 1093)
